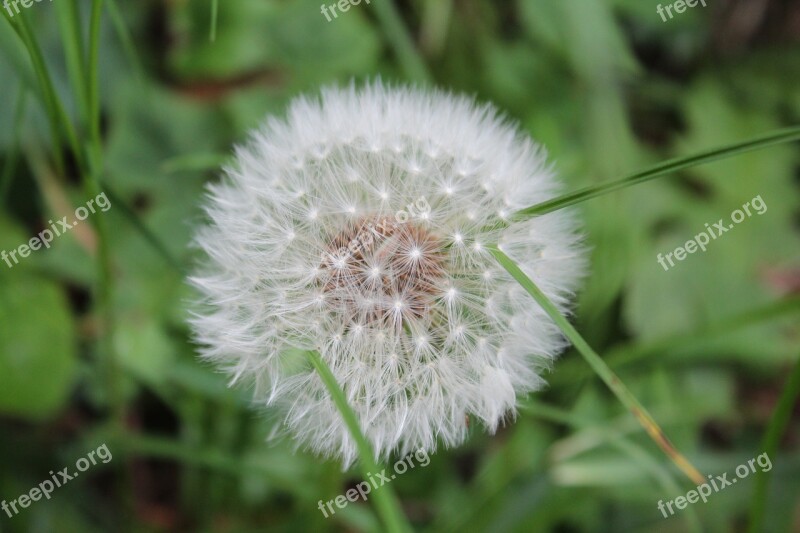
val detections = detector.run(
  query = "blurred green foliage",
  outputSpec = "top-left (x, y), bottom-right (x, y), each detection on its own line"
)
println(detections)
top-left (1, 0), bottom-right (799, 532)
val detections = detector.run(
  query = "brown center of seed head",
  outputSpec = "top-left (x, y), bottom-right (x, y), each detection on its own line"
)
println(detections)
top-left (319, 215), bottom-right (447, 326)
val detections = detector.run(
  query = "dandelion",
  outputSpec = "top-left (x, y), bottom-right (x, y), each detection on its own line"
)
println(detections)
top-left (190, 82), bottom-right (586, 467)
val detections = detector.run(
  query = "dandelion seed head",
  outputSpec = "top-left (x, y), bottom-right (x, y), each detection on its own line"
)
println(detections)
top-left (190, 82), bottom-right (585, 467)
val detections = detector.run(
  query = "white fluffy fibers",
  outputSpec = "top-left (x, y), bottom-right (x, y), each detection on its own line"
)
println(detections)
top-left (189, 82), bottom-right (585, 467)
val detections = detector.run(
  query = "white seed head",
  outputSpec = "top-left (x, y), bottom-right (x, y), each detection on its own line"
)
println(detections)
top-left (189, 82), bottom-right (586, 467)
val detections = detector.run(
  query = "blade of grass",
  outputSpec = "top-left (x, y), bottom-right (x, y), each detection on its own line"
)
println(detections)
top-left (52, 0), bottom-right (118, 416)
top-left (105, 0), bottom-right (145, 81)
top-left (515, 126), bottom-right (800, 219)
top-left (23, 143), bottom-right (99, 253)
top-left (522, 401), bottom-right (702, 533)
top-left (306, 350), bottom-right (412, 533)
top-left (123, 429), bottom-right (373, 520)
top-left (489, 245), bottom-right (705, 485)
top-left (11, 10), bottom-right (86, 170)
top-left (553, 295), bottom-right (800, 384)
top-left (83, 0), bottom-right (120, 421)
top-left (123, 434), bottom-right (263, 477)
top-left (747, 356), bottom-right (800, 533)
top-left (209, 0), bottom-right (218, 42)
top-left (609, 295), bottom-right (800, 370)
top-left (55, 0), bottom-right (89, 131)
top-left (370, 0), bottom-right (432, 84)
top-left (2, 10), bottom-right (80, 175)
top-left (0, 22), bottom-right (40, 95)
top-left (161, 153), bottom-right (230, 174)
top-left (101, 185), bottom-right (185, 274)
top-left (1, 86), bottom-right (27, 200)
top-left (83, 2), bottom-right (132, 513)
top-left (87, 0), bottom-right (104, 159)
top-left (419, 0), bottom-right (453, 57)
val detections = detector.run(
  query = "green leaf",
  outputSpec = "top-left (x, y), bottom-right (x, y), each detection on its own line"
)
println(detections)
top-left (0, 219), bottom-right (77, 419)
top-left (167, 0), bottom-right (380, 86)
top-left (114, 317), bottom-right (175, 385)
top-left (515, 125), bottom-right (800, 219)
top-left (624, 81), bottom-right (800, 361)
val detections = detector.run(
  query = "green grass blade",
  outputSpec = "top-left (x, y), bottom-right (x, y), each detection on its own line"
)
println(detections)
top-left (489, 245), bottom-right (705, 485)
top-left (522, 401), bottom-right (702, 533)
top-left (515, 126), bottom-right (800, 219)
top-left (87, 0), bottom-right (104, 154)
top-left (209, 0), bottom-right (218, 42)
top-left (55, 0), bottom-right (89, 130)
top-left (554, 295), bottom-right (800, 383)
top-left (16, 12), bottom-right (76, 153)
top-left (161, 153), bottom-right (230, 174)
top-left (747, 356), bottom-right (800, 533)
top-left (0, 18), bottom-right (41, 98)
top-left (105, 0), bottom-right (145, 81)
top-left (3, 9), bottom-right (86, 174)
top-left (1, 86), bottom-right (27, 200)
top-left (370, 0), bottom-right (432, 85)
top-left (102, 186), bottom-right (185, 274)
top-left (122, 434), bottom-right (263, 477)
top-left (81, 0), bottom-right (122, 429)
top-left (306, 350), bottom-right (412, 533)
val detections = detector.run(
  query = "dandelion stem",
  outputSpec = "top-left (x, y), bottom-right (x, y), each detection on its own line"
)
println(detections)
top-left (371, 0), bottom-right (432, 85)
top-left (489, 245), bottom-right (705, 486)
top-left (306, 350), bottom-right (412, 533)
top-left (83, 0), bottom-right (122, 429)
top-left (514, 126), bottom-right (800, 219)
top-left (747, 355), bottom-right (800, 533)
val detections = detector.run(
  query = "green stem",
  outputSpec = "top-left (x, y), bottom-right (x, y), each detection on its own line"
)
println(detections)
top-left (489, 245), bottom-right (705, 486)
top-left (209, 0), bottom-right (219, 42)
top-left (747, 356), bottom-right (800, 533)
top-left (370, 0), bottom-right (432, 84)
top-left (306, 350), bottom-right (412, 533)
top-left (515, 126), bottom-right (800, 219)
top-left (77, 0), bottom-right (119, 426)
